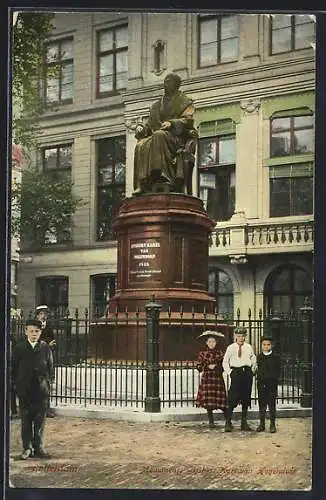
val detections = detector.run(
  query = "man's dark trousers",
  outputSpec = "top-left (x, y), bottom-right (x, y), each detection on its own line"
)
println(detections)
top-left (19, 397), bottom-right (48, 452)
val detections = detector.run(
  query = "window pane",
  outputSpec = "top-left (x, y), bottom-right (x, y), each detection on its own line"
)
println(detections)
top-left (272, 269), bottom-right (291, 292)
top-left (294, 115), bottom-right (314, 128)
top-left (99, 75), bottom-right (113, 93)
top-left (46, 78), bottom-right (60, 102)
top-left (271, 131), bottom-right (291, 156)
top-left (62, 62), bottom-right (73, 84)
top-left (199, 42), bottom-right (218, 66)
top-left (293, 177), bottom-right (313, 215)
top-left (100, 54), bottom-right (113, 76)
top-left (44, 148), bottom-right (57, 170)
top-left (199, 185), bottom-right (218, 219)
top-left (217, 295), bottom-right (233, 316)
top-left (218, 270), bottom-right (233, 294)
top-left (219, 137), bottom-right (236, 164)
top-left (61, 40), bottom-right (73, 60)
top-left (115, 162), bottom-right (125, 184)
top-left (295, 15), bottom-right (314, 25)
top-left (271, 295), bottom-right (291, 315)
top-left (295, 23), bottom-right (315, 49)
top-left (116, 51), bottom-right (128, 89)
top-left (220, 38), bottom-right (238, 62)
top-left (59, 146), bottom-right (72, 169)
top-left (294, 129), bottom-right (314, 154)
top-left (61, 83), bottom-right (73, 101)
top-left (115, 136), bottom-right (126, 163)
top-left (208, 271), bottom-right (216, 294)
top-left (115, 26), bottom-right (128, 48)
top-left (270, 178), bottom-right (291, 217)
top-left (221, 16), bottom-right (238, 39)
top-left (272, 15), bottom-right (292, 29)
top-left (271, 117), bottom-right (291, 132)
top-left (99, 30), bottom-right (113, 52)
top-left (46, 44), bottom-right (59, 63)
top-left (199, 139), bottom-right (217, 167)
top-left (200, 18), bottom-right (218, 44)
top-left (272, 27), bottom-right (292, 53)
top-left (293, 268), bottom-right (312, 292)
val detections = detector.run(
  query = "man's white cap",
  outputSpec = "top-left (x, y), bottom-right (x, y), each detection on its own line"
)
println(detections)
top-left (36, 305), bottom-right (49, 311)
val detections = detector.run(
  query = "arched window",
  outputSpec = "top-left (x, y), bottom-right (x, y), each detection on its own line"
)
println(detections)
top-left (208, 268), bottom-right (234, 317)
top-left (265, 265), bottom-right (312, 317)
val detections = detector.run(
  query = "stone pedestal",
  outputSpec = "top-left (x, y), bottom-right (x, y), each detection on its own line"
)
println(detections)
top-left (110, 193), bottom-right (216, 312)
top-left (89, 193), bottom-right (225, 361)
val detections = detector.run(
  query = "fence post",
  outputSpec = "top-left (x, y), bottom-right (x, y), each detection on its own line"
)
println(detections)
top-left (144, 296), bottom-right (162, 413)
top-left (299, 301), bottom-right (313, 408)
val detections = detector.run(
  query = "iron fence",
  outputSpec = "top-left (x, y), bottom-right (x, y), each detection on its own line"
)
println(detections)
top-left (10, 304), bottom-right (312, 411)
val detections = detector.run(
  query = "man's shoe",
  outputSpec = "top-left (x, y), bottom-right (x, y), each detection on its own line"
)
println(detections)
top-left (21, 449), bottom-right (32, 460)
top-left (256, 423), bottom-right (265, 432)
top-left (270, 423), bottom-right (276, 433)
top-left (34, 449), bottom-right (51, 459)
top-left (241, 421), bottom-right (253, 431)
top-left (224, 422), bottom-right (233, 432)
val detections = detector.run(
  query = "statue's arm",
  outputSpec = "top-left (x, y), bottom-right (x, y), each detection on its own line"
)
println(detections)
top-left (168, 104), bottom-right (195, 135)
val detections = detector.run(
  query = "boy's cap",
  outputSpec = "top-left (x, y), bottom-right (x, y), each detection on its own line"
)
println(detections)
top-left (25, 319), bottom-right (42, 328)
top-left (261, 336), bottom-right (273, 342)
top-left (36, 305), bottom-right (48, 311)
top-left (234, 326), bottom-right (247, 336)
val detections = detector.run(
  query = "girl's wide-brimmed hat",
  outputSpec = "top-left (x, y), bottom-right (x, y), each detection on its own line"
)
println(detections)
top-left (197, 330), bottom-right (225, 339)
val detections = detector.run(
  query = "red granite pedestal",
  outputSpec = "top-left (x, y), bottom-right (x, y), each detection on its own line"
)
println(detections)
top-left (89, 194), bottom-right (229, 361)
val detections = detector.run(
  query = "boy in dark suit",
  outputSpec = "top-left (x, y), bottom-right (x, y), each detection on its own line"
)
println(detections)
top-left (35, 305), bottom-right (56, 417)
top-left (256, 336), bottom-right (282, 433)
top-left (12, 318), bottom-right (54, 459)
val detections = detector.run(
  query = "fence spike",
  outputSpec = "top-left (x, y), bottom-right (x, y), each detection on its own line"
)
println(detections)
top-left (192, 305), bottom-right (195, 318)
top-left (203, 306), bottom-right (207, 318)
top-left (75, 308), bottom-right (79, 319)
top-left (259, 308), bottom-right (262, 320)
top-left (237, 308), bottom-right (240, 320)
top-left (65, 309), bottom-right (70, 318)
top-left (84, 308), bottom-right (88, 319)
top-left (168, 305), bottom-right (172, 318)
top-left (180, 304), bottom-right (183, 316)
top-left (28, 310), bottom-right (33, 319)
top-left (248, 308), bottom-right (251, 319)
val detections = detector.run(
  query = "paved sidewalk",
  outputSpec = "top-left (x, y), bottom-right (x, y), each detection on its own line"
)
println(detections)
top-left (9, 415), bottom-right (311, 490)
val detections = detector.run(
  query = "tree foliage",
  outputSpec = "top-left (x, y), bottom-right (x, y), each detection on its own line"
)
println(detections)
top-left (12, 12), bottom-right (57, 147)
top-left (12, 169), bottom-right (85, 248)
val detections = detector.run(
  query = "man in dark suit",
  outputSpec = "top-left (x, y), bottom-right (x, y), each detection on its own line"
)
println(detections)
top-left (12, 318), bottom-right (54, 459)
top-left (35, 305), bottom-right (56, 417)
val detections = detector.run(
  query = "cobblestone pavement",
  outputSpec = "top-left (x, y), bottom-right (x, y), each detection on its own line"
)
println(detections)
top-left (9, 416), bottom-right (312, 490)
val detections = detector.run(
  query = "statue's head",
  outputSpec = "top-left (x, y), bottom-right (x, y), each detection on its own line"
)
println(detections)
top-left (164, 73), bottom-right (181, 94)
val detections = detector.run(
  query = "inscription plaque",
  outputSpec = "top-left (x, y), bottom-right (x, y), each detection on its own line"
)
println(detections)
top-left (129, 239), bottom-right (162, 281)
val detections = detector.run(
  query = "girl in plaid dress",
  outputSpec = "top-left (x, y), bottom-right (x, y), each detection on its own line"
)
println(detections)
top-left (195, 332), bottom-right (227, 428)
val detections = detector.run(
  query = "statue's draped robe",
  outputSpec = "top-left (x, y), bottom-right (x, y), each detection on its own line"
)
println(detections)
top-left (133, 91), bottom-right (194, 190)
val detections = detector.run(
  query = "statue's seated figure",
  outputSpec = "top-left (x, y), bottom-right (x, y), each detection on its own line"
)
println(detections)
top-left (133, 73), bottom-right (197, 195)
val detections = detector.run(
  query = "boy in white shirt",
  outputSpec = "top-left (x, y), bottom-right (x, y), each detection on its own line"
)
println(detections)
top-left (222, 326), bottom-right (257, 432)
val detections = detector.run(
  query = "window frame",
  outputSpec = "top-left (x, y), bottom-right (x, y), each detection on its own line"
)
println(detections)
top-left (91, 273), bottom-right (116, 318)
top-left (269, 174), bottom-right (313, 218)
top-left (197, 14), bottom-right (239, 69)
top-left (208, 267), bottom-right (234, 318)
top-left (270, 114), bottom-right (314, 158)
top-left (269, 14), bottom-right (315, 55)
top-left (96, 24), bottom-right (128, 98)
top-left (95, 136), bottom-right (126, 242)
top-left (36, 275), bottom-right (69, 318)
top-left (44, 37), bottom-right (74, 105)
top-left (197, 133), bottom-right (236, 222)
top-left (41, 144), bottom-right (73, 244)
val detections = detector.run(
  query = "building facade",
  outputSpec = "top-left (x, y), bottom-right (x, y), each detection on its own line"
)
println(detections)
top-left (16, 12), bottom-right (315, 319)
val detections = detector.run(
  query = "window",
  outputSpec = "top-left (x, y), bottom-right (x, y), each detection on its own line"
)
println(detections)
top-left (36, 276), bottom-right (69, 318)
top-left (96, 136), bottom-right (126, 241)
top-left (271, 115), bottom-right (314, 157)
top-left (91, 274), bottom-right (116, 317)
top-left (42, 144), bottom-right (73, 243)
top-left (208, 268), bottom-right (234, 318)
top-left (198, 122), bottom-right (236, 221)
top-left (265, 265), bottom-right (312, 316)
top-left (270, 14), bottom-right (315, 54)
top-left (270, 174), bottom-right (313, 217)
top-left (152, 40), bottom-right (166, 75)
top-left (45, 38), bottom-right (73, 104)
top-left (198, 14), bottom-right (239, 67)
top-left (96, 25), bottom-right (128, 97)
